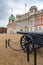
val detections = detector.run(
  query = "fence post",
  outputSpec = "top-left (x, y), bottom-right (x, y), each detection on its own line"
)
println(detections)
top-left (8, 39), bottom-right (10, 46)
top-left (34, 45), bottom-right (37, 65)
top-left (5, 39), bottom-right (7, 48)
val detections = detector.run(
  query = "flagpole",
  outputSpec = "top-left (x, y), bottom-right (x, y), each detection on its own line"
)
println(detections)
top-left (11, 8), bottom-right (13, 15)
top-left (25, 3), bottom-right (27, 32)
top-left (25, 3), bottom-right (26, 13)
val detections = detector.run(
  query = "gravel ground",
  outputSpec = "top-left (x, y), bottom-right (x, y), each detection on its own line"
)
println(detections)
top-left (0, 34), bottom-right (43, 65)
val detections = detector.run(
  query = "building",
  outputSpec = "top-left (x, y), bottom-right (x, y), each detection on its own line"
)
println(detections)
top-left (7, 5), bottom-right (43, 33)
top-left (0, 27), bottom-right (7, 33)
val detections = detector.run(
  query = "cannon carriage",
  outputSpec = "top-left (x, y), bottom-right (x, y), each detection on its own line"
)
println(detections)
top-left (17, 31), bottom-right (43, 53)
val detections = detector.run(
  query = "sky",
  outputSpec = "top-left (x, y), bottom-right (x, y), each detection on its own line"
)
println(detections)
top-left (0, 0), bottom-right (43, 27)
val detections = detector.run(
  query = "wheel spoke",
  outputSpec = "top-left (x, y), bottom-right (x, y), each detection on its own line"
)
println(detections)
top-left (20, 35), bottom-right (33, 52)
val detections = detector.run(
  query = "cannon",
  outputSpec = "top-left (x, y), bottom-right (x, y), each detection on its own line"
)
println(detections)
top-left (17, 31), bottom-right (43, 65)
top-left (17, 31), bottom-right (43, 52)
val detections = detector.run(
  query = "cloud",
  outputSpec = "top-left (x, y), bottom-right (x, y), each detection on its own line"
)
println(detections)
top-left (0, 0), bottom-right (43, 27)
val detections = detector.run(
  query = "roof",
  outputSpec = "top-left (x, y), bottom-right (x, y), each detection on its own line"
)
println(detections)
top-left (9, 14), bottom-right (15, 19)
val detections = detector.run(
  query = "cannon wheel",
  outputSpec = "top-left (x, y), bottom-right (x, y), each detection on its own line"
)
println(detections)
top-left (20, 35), bottom-right (33, 53)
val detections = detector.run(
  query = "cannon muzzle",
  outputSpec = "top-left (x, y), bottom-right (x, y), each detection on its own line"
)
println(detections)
top-left (17, 31), bottom-right (29, 35)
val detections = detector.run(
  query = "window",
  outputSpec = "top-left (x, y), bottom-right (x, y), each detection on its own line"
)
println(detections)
top-left (35, 21), bottom-right (39, 25)
top-left (39, 27), bottom-right (41, 30)
top-left (30, 10), bottom-right (33, 13)
top-left (20, 29), bottom-right (23, 31)
top-left (36, 27), bottom-right (38, 31)
top-left (12, 20), bottom-right (14, 22)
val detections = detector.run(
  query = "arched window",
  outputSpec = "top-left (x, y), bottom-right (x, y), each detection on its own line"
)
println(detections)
top-left (20, 29), bottom-right (23, 31)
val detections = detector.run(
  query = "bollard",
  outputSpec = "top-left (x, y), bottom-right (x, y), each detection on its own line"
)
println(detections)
top-left (8, 39), bottom-right (10, 46)
top-left (26, 45), bottom-right (30, 62)
top-left (5, 39), bottom-right (7, 48)
top-left (34, 48), bottom-right (37, 65)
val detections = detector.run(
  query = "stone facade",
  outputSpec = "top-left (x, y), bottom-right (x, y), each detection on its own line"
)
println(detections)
top-left (7, 6), bottom-right (43, 33)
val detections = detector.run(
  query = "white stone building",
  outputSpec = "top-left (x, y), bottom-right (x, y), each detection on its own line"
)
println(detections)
top-left (7, 6), bottom-right (43, 33)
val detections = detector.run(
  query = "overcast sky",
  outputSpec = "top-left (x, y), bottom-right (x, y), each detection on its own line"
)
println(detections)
top-left (0, 0), bottom-right (43, 27)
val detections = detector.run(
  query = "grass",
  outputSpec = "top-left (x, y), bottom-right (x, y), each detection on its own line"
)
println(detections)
top-left (0, 33), bottom-right (43, 65)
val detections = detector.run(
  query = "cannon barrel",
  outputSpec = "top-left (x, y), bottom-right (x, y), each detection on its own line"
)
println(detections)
top-left (17, 31), bottom-right (27, 34)
top-left (17, 31), bottom-right (38, 35)
top-left (17, 31), bottom-right (43, 47)
top-left (17, 31), bottom-right (43, 38)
